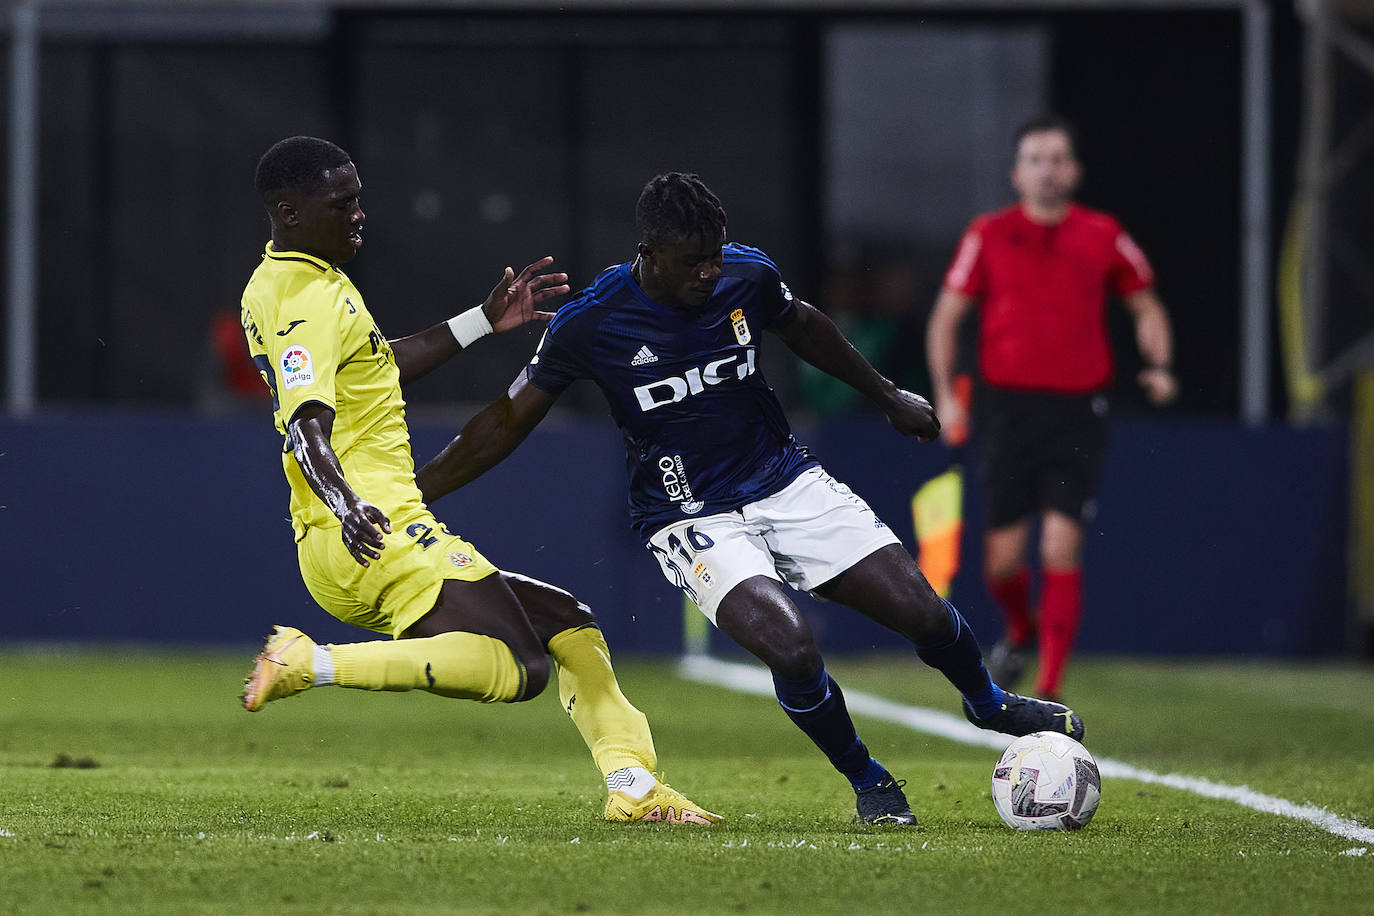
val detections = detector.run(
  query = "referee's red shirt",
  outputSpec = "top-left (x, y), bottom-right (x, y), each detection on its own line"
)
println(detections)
top-left (943, 203), bottom-right (1155, 394)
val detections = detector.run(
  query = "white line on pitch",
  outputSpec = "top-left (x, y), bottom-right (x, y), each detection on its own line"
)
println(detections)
top-left (678, 654), bottom-right (1374, 846)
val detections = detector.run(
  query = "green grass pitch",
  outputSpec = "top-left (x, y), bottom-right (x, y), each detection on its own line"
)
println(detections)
top-left (1, 646), bottom-right (1371, 914)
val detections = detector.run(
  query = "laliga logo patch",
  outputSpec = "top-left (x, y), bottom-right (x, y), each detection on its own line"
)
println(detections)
top-left (449, 552), bottom-right (473, 568)
top-left (281, 346), bottom-right (314, 389)
top-left (730, 308), bottom-right (751, 346)
top-left (692, 561), bottom-right (715, 588)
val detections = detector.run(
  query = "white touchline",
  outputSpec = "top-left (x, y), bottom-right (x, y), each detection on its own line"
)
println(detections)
top-left (678, 655), bottom-right (1374, 845)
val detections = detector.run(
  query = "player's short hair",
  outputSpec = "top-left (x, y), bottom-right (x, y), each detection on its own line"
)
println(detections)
top-left (1014, 114), bottom-right (1081, 160)
top-left (254, 136), bottom-right (352, 202)
top-left (635, 172), bottom-right (728, 247)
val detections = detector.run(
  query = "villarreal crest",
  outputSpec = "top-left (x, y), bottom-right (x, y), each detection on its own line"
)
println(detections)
top-left (730, 308), bottom-right (751, 345)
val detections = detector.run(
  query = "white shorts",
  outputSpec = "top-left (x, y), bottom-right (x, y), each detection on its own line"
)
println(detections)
top-left (646, 465), bottom-right (901, 624)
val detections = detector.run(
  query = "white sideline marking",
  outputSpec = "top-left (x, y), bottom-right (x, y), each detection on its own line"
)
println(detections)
top-left (678, 655), bottom-right (1374, 845)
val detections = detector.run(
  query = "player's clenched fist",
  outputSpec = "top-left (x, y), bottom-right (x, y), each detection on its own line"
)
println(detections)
top-left (885, 389), bottom-right (942, 442)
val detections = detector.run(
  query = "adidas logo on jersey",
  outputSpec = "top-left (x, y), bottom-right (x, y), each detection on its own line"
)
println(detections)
top-left (631, 345), bottom-right (659, 366)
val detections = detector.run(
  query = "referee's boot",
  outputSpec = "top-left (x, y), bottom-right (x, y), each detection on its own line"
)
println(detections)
top-left (963, 691), bottom-right (1084, 742)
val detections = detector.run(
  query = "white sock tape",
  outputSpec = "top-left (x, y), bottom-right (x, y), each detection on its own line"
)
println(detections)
top-left (447, 306), bottom-right (493, 348)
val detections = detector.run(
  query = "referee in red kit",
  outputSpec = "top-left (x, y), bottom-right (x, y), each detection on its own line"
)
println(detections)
top-left (925, 114), bottom-right (1177, 701)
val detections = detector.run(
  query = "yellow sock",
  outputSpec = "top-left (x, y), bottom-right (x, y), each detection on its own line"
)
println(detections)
top-left (330, 631), bottom-right (525, 703)
top-left (547, 625), bottom-right (656, 775)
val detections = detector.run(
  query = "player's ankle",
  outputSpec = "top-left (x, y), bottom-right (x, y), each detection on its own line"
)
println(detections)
top-left (312, 644), bottom-right (334, 687)
top-left (965, 683), bottom-right (1005, 720)
top-left (606, 766), bottom-right (656, 800)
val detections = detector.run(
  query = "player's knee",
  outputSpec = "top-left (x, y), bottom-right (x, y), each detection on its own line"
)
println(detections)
top-left (910, 594), bottom-right (956, 643)
top-left (767, 640), bottom-right (823, 681)
top-left (510, 648), bottom-right (551, 702)
top-left (561, 596), bottom-right (598, 630)
top-left (504, 572), bottom-right (598, 640)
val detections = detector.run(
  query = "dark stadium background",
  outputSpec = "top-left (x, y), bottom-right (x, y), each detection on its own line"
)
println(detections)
top-left (2, 3), bottom-right (1366, 661)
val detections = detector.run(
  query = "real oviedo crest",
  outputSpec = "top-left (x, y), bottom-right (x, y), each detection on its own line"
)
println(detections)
top-left (730, 308), bottom-right (751, 346)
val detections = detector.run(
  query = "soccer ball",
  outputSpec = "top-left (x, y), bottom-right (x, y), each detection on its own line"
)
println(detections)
top-left (991, 731), bottom-right (1101, 830)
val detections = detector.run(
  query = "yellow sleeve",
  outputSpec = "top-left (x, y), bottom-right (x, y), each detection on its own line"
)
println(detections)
top-left (267, 279), bottom-right (343, 426)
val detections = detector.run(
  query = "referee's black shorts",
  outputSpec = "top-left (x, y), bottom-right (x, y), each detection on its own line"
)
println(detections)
top-left (973, 386), bottom-right (1108, 530)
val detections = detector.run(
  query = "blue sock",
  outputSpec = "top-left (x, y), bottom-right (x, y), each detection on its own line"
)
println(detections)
top-left (772, 666), bottom-right (889, 790)
top-left (916, 599), bottom-right (1006, 719)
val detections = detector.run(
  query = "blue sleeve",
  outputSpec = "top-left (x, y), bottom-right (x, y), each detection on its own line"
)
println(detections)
top-left (526, 324), bottom-right (586, 395)
top-left (762, 276), bottom-right (797, 329)
top-left (729, 243), bottom-right (796, 329)
top-left (756, 262), bottom-right (796, 329)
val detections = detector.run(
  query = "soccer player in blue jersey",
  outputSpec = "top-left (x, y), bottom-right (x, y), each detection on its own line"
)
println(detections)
top-left (417, 172), bottom-right (1085, 825)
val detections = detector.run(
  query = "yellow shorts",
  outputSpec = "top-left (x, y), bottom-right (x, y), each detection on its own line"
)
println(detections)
top-left (297, 508), bottom-right (499, 638)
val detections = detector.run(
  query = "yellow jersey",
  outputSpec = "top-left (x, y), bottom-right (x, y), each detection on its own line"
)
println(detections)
top-left (241, 243), bottom-right (423, 542)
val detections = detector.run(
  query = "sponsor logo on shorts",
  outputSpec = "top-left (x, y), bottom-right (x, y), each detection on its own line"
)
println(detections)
top-left (692, 561), bottom-right (715, 588)
top-left (449, 552), bottom-right (473, 568)
top-left (281, 346), bottom-right (314, 389)
top-left (730, 308), bottom-right (751, 345)
top-left (659, 454), bottom-right (704, 515)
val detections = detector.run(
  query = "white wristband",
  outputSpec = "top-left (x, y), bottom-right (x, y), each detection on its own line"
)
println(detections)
top-left (447, 306), bottom-right (493, 348)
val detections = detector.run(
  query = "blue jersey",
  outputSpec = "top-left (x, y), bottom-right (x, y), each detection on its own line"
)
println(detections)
top-left (527, 242), bottom-right (819, 539)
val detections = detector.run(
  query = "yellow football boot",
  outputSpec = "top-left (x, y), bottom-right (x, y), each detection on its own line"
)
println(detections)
top-left (241, 625), bottom-right (316, 711)
top-left (604, 779), bottom-right (722, 825)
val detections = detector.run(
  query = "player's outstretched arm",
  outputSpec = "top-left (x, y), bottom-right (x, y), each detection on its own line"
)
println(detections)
top-left (416, 373), bottom-right (557, 505)
top-left (288, 403), bottom-right (392, 567)
top-left (389, 257), bottom-right (570, 386)
top-left (774, 300), bottom-right (941, 441)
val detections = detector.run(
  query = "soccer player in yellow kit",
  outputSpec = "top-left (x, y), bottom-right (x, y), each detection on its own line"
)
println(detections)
top-left (239, 136), bottom-right (717, 825)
